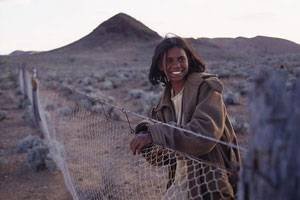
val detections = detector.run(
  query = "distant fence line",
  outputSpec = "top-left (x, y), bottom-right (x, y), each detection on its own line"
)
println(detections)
top-left (18, 65), bottom-right (79, 199)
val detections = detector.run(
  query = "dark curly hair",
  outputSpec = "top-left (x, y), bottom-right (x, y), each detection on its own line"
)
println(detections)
top-left (149, 35), bottom-right (205, 85)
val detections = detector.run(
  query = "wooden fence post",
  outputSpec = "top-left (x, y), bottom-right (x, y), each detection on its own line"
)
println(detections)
top-left (31, 68), bottom-right (43, 138)
top-left (238, 69), bottom-right (300, 200)
top-left (21, 63), bottom-right (28, 97)
top-left (18, 64), bottom-right (24, 94)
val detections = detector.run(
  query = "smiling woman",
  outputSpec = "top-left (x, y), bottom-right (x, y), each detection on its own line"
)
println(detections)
top-left (130, 35), bottom-right (241, 199)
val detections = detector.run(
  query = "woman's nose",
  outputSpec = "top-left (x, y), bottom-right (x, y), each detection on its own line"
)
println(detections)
top-left (170, 60), bottom-right (181, 67)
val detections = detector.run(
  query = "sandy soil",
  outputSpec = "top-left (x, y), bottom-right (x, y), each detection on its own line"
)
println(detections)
top-left (0, 88), bottom-right (72, 200)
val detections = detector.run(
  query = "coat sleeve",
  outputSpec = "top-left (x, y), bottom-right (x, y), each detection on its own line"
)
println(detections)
top-left (148, 81), bottom-right (226, 156)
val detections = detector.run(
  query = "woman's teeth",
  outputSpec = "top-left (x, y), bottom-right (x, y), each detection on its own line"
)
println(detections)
top-left (172, 71), bottom-right (181, 75)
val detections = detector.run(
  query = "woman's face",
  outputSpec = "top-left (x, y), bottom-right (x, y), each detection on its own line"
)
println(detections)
top-left (160, 47), bottom-right (189, 86)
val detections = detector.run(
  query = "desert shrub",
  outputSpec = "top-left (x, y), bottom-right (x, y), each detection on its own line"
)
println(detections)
top-left (81, 85), bottom-right (94, 94)
top-left (229, 116), bottom-right (249, 134)
top-left (94, 74), bottom-right (106, 82)
top-left (27, 144), bottom-right (49, 171)
top-left (58, 106), bottom-right (73, 117)
top-left (16, 135), bottom-right (43, 153)
top-left (144, 92), bottom-right (160, 105)
top-left (0, 111), bottom-right (7, 121)
top-left (59, 86), bottom-right (73, 97)
top-left (18, 96), bottom-right (31, 109)
top-left (236, 81), bottom-right (252, 96)
top-left (81, 77), bottom-right (93, 86)
top-left (111, 78), bottom-right (122, 89)
top-left (117, 72), bottom-right (131, 82)
top-left (0, 156), bottom-right (7, 167)
top-left (17, 135), bottom-right (57, 172)
top-left (141, 80), bottom-right (151, 88)
top-left (45, 104), bottom-right (55, 111)
top-left (45, 74), bottom-right (60, 82)
top-left (90, 105), bottom-right (104, 114)
top-left (0, 70), bottom-right (17, 90)
top-left (44, 154), bottom-right (57, 172)
top-left (87, 90), bottom-right (110, 101)
top-left (44, 77), bottom-right (62, 90)
top-left (101, 80), bottom-right (114, 90)
top-left (127, 89), bottom-right (160, 114)
top-left (130, 100), bottom-right (151, 115)
top-left (79, 98), bottom-right (95, 110)
top-left (63, 77), bottom-right (73, 85)
top-left (223, 91), bottom-right (241, 105)
top-left (128, 89), bottom-right (144, 99)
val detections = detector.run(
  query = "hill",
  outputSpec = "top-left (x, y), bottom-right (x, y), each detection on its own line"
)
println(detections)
top-left (48, 13), bottom-right (161, 54)
top-left (198, 36), bottom-right (300, 57)
top-left (3, 13), bottom-right (300, 67)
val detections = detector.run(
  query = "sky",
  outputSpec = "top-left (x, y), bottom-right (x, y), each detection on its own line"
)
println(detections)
top-left (0, 0), bottom-right (300, 55)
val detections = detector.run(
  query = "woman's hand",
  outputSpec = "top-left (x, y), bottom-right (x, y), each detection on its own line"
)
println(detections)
top-left (130, 132), bottom-right (153, 155)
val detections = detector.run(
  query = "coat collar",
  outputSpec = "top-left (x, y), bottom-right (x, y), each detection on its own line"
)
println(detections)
top-left (154, 72), bottom-right (217, 112)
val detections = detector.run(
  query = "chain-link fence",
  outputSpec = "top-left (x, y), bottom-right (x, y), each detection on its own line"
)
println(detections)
top-left (18, 65), bottom-right (243, 200)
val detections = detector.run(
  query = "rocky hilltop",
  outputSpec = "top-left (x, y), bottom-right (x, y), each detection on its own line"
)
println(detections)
top-left (47, 13), bottom-right (161, 54)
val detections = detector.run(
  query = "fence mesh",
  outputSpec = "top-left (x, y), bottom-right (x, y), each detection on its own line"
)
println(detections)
top-left (20, 66), bottom-right (237, 200)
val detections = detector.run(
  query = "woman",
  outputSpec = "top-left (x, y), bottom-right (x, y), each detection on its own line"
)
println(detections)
top-left (130, 35), bottom-right (240, 200)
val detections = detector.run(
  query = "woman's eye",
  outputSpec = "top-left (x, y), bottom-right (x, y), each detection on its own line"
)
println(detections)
top-left (178, 57), bottom-right (185, 62)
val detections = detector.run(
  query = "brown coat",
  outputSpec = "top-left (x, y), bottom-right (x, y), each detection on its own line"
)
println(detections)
top-left (136, 72), bottom-right (241, 199)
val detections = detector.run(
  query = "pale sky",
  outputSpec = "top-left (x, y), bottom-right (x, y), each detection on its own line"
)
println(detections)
top-left (0, 0), bottom-right (299, 55)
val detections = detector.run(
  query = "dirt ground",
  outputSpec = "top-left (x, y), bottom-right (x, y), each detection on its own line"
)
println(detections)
top-left (0, 88), bottom-right (72, 200)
